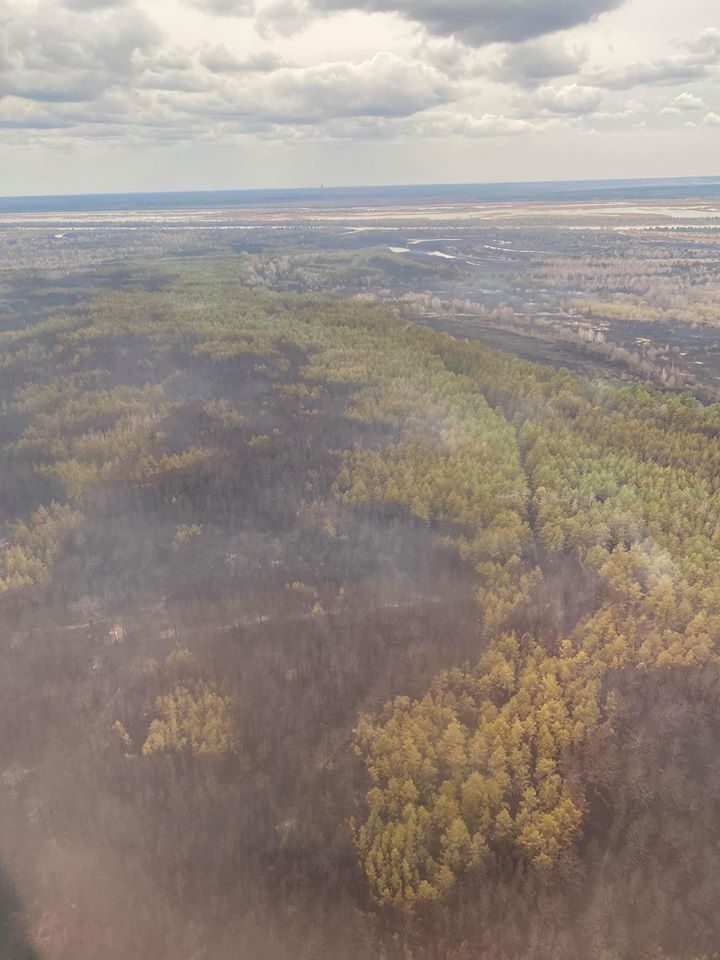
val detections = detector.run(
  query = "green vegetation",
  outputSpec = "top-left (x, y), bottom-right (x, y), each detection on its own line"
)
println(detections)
top-left (142, 682), bottom-right (236, 757)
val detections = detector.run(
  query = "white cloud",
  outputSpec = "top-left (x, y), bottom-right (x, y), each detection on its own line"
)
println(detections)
top-left (411, 110), bottom-right (550, 137)
top-left (534, 83), bottom-right (604, 114)
top-left (701, 111), bottom-right (720, 126)
top-left (237, 52), bottom-right (453, 123)
top-left (661, 92), bottom-right (706, 113)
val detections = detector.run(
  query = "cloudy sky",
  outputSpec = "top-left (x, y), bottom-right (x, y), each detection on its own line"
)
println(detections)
top-left (0, 0), bottom-right (718, 194)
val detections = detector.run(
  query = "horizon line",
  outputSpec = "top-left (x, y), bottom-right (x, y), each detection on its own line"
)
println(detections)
top-left (2, 173), bottom-right (720, 203)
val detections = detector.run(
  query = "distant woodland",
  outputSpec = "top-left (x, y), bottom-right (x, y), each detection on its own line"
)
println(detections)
top-left (2, 256), bottom-right (720, 959)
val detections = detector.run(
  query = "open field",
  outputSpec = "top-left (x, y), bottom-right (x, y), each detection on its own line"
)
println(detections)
top-left (4, 189), bottom-right (720, 396)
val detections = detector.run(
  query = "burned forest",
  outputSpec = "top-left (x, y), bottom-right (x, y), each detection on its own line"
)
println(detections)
top-left (2, 192), bottom-right (720, 960)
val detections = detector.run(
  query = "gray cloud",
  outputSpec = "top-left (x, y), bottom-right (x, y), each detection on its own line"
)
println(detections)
top-left (256, 0), bottom-right (309, 38)
top-left (3, 49), bottom-right (453, 142)
top-left (200, 46), bottom-right (284, 73)
top-left (0, 3), bottom-right (162, 105)
top-left (137, 68), bottom-right (215, 93)
top-left (59, 0), bottom-right (131, 9)
top-left (412, 36), bottom-right (477, 79)
top-left (687, 28), bottom-right (720, 60)
top-left (590, 28), bottom-right (720, 90)
top-left (591, 58), bottom-right (707, 90)
top-left (305, 0), bottom-right (626, 45)
top-left (493, 37), bottom-right (586, 88)
top-left (183, 0), bottom-right (255, 14)
top-left (137, 46), bottom-right (285, 92)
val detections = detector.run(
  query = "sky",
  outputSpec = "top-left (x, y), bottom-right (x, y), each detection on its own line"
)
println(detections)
top-left (0, 0), bottom-right (718, 194)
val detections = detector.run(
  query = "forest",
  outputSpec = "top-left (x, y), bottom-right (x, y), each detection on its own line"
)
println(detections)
top-left (2, 249), bottom-right (720, 960)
